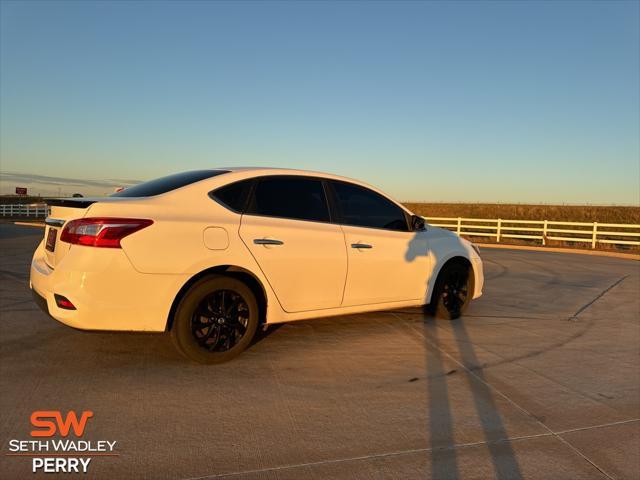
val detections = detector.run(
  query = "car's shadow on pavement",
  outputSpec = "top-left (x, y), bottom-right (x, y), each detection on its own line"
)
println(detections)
top-left (420, 314), bottom-right (523, 480)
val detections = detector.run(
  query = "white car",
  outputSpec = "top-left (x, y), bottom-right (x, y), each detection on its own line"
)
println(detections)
top-left (30, 168), bottom-right (483, 363)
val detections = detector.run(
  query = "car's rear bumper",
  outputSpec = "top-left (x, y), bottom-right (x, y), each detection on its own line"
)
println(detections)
top-left (30, 240), bottom-right (188, 332)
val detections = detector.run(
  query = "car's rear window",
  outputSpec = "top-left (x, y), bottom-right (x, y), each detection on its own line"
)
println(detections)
top-left (112, 170), bottom-right (229, 197)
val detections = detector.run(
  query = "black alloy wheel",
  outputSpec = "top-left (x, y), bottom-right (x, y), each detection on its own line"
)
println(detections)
top-left (433, 262), bottom-right (472, 320)
top-left (171, 275), bottom-right (259, 364)
top-left (191, 290), bottom-right (249, 352)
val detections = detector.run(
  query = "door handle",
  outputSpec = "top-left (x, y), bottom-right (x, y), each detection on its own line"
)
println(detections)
top-left (351, 243), bottom-right (373, 249)
top-left (254, 238), bottom-right (284, 246)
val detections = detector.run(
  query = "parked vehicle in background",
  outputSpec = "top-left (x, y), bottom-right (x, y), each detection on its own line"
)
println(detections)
top-left (30, 168), bottom-right (484, 363)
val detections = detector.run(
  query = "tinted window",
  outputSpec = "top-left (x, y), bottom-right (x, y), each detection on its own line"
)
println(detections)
top-left (210, 179), bottom-right (254, 212)
top-left (246, 177), bottom-right (330, 222)
top-left (330, 181), bottom-right (408, 231)
top-left (112, 170), bottom-right (228, 197)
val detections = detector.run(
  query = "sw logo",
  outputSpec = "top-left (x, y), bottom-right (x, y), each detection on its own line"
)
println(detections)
top-left (30, 410), bottom-right (94, 437)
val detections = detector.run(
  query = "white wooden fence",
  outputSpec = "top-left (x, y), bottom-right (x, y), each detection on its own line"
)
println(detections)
top-left (426, 217), bottom-right (640, 249)
top-left (0, 204), bottom-right (638, 249)
top-left (0, 204), bottom-right (49, 218)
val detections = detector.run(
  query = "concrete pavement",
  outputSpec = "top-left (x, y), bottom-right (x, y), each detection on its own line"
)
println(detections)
top-left (0, 224), bottom-right (638, 479)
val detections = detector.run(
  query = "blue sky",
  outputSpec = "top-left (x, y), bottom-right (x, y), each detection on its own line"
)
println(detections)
top-left (1, 0), bottom-right (638, 203)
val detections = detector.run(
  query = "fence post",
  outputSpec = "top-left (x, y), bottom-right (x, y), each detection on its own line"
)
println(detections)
top-left (496, 219), bottom-right (502, 243)
top-left (592, 222), bottom-right (598, 249)
top-left (456, 217), bottom-right (462, 235)
top-left (543, 220), bottom-right (548, 246)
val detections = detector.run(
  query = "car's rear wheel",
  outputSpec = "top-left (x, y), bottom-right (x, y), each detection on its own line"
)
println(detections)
top-left (170, 275), bottom-right (259, 364)
top-left (432, 262), bottom-right (472, 320)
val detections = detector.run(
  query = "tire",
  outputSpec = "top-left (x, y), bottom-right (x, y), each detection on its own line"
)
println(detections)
top-left (431, 262), bottom-right (472, 320)
top-left (170, 275), bottom-right (259, 364)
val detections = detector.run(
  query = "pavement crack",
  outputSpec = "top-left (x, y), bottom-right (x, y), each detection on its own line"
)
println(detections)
top-left (568, 275), bottom-right (629, 321)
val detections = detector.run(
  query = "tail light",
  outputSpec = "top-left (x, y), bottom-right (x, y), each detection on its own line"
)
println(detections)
top-left (60, 218), bottom-right (153, 248)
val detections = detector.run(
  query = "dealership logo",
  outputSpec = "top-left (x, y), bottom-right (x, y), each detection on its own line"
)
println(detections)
top-left (30, 411), bottom-right (94, 437)
top-left (6, 410), bottom-right (118, 474)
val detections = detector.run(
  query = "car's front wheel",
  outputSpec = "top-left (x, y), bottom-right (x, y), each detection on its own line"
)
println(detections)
top-left (170, 275), bottom-right (259, 364)
top-left (431, 261), bottom-right (472, 320)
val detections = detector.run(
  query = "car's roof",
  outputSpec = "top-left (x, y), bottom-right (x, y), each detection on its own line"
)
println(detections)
top-left (220, 166), bottom-right (370, 187)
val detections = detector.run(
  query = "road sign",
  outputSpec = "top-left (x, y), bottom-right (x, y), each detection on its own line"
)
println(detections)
top-left (15, 187), bottom-right (27, 195)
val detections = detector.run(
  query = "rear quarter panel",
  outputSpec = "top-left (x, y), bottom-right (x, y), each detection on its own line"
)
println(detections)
top-left (83, 189), bottom-right (245, 275)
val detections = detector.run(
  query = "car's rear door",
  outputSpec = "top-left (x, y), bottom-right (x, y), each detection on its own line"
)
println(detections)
top-left (328, 180), bottom-right (431, 307)
top-left (239, 176), bottom-right (347, 313)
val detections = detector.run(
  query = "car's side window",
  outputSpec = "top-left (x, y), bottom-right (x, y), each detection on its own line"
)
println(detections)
top-left (210, 179), bottom-right (254, 213)
top-left (330, 181), bottom-right (409, 231)
top-left (245, 176), bottom-right (331, 223)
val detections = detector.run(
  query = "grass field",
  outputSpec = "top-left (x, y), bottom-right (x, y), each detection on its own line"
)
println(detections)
top-left (403, 203), bottom-right (640, 224)
top-left (0, 195), bottom-right (46, 204)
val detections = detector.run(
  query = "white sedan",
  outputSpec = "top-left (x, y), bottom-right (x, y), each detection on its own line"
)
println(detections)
top-left (30, 168), bottom-right (483, 363)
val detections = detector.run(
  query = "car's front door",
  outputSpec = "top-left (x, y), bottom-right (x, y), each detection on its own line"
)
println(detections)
top-left (328, 180), bottom-right (432, 307)
top-left (239, 176), bottom-right (347, 313)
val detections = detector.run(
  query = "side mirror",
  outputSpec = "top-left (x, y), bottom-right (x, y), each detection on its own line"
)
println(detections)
top-left (411, 215), bottom-right (426, 231)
